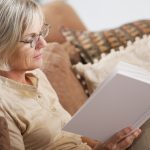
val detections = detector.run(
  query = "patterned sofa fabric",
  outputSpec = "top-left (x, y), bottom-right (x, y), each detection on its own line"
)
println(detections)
top-left (62, 20), bottom-right (150, 64)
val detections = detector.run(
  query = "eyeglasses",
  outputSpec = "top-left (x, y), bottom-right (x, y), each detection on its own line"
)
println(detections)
top-left (19, 24), bottom-right (50, 48)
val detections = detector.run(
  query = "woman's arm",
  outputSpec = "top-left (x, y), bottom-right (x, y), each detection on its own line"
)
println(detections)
top-left (0, 117), bottom-right (10, 150)
top-left (81, 136), bottom-right (100, 149)
top-left (0, 105), bottom-right (25, 150)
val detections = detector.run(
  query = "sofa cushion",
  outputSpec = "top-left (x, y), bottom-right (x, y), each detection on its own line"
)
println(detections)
top-left (41, 0), bottom-right (87, 43)
top-left (42, 43), bottom-right (88, 115)
top-left (62, 20), bottom-right (150, 64)
top-left (61, 42), bottom-right (81, 64)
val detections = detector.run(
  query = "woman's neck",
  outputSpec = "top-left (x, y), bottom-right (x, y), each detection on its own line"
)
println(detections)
top-left (0, 70), bottom-right (31, 84)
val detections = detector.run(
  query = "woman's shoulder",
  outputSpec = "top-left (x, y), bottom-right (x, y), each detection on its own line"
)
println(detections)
top-left (31, 68), bottom-right (46, 78)
top-left (0, 97), bottom-right (15, 117)
top-left (31, 69), bottom-right (58, 95)
top-left (30, 69), bottom-right (49, 83)
top-left (31, 69), bottom-right (52, 85)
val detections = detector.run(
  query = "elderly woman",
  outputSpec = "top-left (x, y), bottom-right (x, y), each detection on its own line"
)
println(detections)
top-left (0, 0), bottom-right (141, 150)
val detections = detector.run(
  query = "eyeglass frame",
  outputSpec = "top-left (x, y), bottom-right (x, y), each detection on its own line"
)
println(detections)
top-left (19, 23), bottom-right (50, 48)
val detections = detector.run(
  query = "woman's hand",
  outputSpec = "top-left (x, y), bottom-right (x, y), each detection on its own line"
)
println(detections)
top-left (93, 127), bottom-right (141, 150)
top-left (81, 136), bottom-right (100, 148)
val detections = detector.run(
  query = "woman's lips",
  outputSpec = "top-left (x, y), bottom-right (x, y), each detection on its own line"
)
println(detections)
top-left (33, 54), bottom-right (42, 59)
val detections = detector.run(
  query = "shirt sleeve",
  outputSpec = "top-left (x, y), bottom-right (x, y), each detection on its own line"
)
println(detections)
top-left (50, 131), bottom-right (92, 150)
top-left (0, 104), bottom-right (25, 150)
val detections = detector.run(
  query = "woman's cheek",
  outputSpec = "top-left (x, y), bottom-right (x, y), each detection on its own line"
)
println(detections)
top-left (23, 55), bottom-right (32, 68)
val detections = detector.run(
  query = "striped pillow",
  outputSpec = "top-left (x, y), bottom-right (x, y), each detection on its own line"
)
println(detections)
top-left (62, 20), bottom-right (150, 64)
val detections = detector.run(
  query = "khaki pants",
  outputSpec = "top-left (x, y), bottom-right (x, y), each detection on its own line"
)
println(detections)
top-left (128, 118), bottom-right (150, 150)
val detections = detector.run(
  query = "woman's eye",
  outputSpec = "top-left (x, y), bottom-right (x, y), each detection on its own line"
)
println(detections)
top-left (25, 33), bottom-right (36, 39)
top-left (24, 37), bottom-right (34, 43)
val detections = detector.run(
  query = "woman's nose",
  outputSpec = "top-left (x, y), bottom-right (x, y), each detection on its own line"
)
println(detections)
top-left (35, 36), bottom-right (47, 49)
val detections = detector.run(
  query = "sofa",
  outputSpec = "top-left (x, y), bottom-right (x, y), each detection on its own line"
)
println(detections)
top-left (41, 1), bottom-right (150, 150)
top-left (41, 0), bottom-right (150, 115)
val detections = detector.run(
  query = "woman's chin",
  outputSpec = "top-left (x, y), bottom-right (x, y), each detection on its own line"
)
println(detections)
top-left (34, 58), bottom-right (43, 65)
top-left (30, 61), bottom-right (43, 70)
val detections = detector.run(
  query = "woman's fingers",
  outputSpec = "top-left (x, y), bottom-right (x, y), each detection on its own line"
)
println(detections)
top-left (117, 128), bottom-right (141, 150)
top-left (103, 127), bottom-right (141, 150)
top-left (111, 127), bottom-right (133, 143)
top-left (94, 127), bottom-right (141, 150)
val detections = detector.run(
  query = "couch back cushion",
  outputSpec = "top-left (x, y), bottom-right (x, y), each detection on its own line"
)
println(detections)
top-left (42, 1), bottom-right (87, 43)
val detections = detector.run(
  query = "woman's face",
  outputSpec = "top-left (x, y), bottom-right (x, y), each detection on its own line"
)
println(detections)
top-left (9, 17), bottom-right (47, 71)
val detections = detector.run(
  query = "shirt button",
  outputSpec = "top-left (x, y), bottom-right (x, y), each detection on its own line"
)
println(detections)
top-left (51, 107), bottom-right (57, 112)
top-left (37, 92), bottom-right (42, 98)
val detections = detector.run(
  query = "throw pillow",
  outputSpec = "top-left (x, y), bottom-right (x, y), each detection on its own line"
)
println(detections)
top-left (61, 20), bottom-right (150, 64)
top-left (73, 35), bottom-right (150, 94)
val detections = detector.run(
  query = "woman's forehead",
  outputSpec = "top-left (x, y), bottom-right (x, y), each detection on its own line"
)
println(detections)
top-left (23, 18), bottom-right (43, 36)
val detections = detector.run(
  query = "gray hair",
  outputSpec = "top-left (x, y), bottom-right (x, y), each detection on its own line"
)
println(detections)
top-left (0, 0), bottom-right (44, 70)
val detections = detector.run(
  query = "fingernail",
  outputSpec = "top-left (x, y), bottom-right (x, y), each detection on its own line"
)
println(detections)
top-left (139, 129), bottom-right (142, 134)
